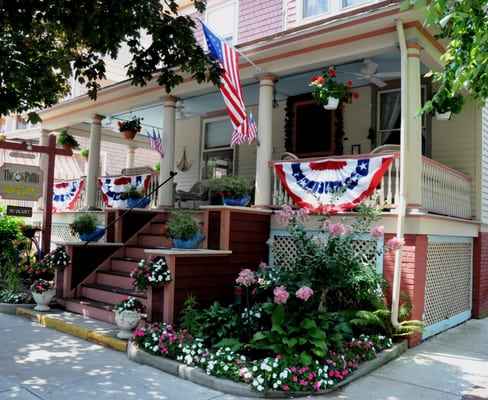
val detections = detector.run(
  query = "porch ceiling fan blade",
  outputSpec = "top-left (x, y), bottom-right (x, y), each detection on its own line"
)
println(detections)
top-left (369, 77), bottom-right (388, 87)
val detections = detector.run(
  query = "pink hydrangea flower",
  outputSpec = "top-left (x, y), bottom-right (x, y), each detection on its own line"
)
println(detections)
top-left (370, 225), bottom-right (384, 239)
top-left (295, 285), bottom-right (314, 301)
top-left (275, 204), bottom-right (295, 225)
top-left (387, 237), bottom-right (405, 251)
top-left (236, 268), bottom-right (255, 287)
top-left (273, 285), bottom-right (289, 304)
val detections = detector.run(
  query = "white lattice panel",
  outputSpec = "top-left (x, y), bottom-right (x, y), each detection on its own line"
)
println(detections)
top-left (271, 233), bottom-right (380, 271)
top-left (423, 240), bottom-right (471, 327)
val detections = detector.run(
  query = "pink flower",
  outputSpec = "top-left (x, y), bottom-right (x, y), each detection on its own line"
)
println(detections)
top-left (387, 237), bottom-right (405, 252)
top-left (329, 222), bottom-right (346, 236)
top-left (275, 205), bottom-right (294, 225)
top-left (295, 285), bottom-right (314, 301)
top-left (370, 225), bottom-right (384, 239)
top-left (273, 285), bottom-right (289, 304)
top-left (236, 268), bottom-right (255, 287)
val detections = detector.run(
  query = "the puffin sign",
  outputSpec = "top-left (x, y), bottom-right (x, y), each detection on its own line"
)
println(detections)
top-left (0, 163), bottom-right (44, 200)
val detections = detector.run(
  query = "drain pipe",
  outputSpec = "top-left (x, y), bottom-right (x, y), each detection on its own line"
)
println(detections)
top-left (391, 19), bottom-right (408, 328)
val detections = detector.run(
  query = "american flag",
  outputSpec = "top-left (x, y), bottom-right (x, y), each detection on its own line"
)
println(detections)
top-left (248, 112), bottom-right (258, 144)
top-left (202, 23), bottom-right (251, 146)
top-left (147, 128), bottom-right (164, 156)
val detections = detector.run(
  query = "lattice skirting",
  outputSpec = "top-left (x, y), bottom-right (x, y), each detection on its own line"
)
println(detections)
top-left (423, 237), bottom-right (472, 337)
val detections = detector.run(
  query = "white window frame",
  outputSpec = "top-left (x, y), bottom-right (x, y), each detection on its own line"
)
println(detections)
top-left (201, 116), bottom-right (236, 179)
top-left (298, 0), bottom-right (377, 22)
top-left (205, 1), bottom-right (238, 45)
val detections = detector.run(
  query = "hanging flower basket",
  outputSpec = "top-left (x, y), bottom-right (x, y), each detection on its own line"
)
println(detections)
top-left (118, 116), bottom-right (143, 140)
top-left (309, 66), bottom-right (359, 110)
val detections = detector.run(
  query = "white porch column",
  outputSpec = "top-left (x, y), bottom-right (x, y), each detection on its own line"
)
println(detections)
top-left (126, 145), bottom-right (136, 168)
top-left (84, 114), bottom-right (104, 208)
top-left (254, 74), bottom-right (277, 207)
top-left (405, 41), bottom-right (423, 209)
top-left (157, 96), bottom-right (178, 207)
top-left (35, 129), bottom-right (50, 211)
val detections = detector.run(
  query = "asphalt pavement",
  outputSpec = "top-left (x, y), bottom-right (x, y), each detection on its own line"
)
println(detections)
top-left (0, 309), bottom-right (487, 400)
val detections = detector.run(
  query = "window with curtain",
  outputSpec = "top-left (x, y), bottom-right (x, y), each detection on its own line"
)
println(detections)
top-left (376, 86), bottom-right (428, 154)
top-left (202, 118), bottom-right (235, 179)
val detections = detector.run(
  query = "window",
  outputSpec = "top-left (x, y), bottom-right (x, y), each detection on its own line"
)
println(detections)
top-left (206, 2), bottom-right (237, 45)
top-left (286, 97), bottom-right (336, 157)
top-left (376, 86), bottom-right (428, 154)
top-left (303, 0), bottom-right (328, 18)
top-left (300, 0), bottom-right (372, 19)
top-left (202, 118), bottom-right (235, 179)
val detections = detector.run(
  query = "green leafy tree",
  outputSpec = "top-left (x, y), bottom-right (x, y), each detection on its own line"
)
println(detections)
top-left (0, 0), bottom-right (222, 122)
top-left (402, 0), bottom-right (488, 112)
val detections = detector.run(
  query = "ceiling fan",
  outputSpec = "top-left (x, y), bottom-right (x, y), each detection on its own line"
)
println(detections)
top-left (340, 58), bottom-right (400, 87)
top-left (176, 100), bottom-right (204, 120)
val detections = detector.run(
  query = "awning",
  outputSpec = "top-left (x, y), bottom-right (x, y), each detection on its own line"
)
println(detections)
top-left (0, 150), bottom-right (83, 180)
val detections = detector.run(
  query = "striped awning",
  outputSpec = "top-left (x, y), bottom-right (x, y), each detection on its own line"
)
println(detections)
top-left (0, 150), bottom-right (83, 180)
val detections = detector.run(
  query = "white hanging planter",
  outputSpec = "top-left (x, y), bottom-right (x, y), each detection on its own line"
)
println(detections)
top-left (323, 97), bottom-right (340, 110)
top-left (435, 111), bottom-right (452, 121)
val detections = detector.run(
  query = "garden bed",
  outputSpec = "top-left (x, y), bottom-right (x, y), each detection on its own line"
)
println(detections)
top-left (127, 339), bottom-right (407, 398)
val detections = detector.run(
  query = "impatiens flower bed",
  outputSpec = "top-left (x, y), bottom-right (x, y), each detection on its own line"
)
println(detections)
top-left (131, 322), bottom-right (392, 394)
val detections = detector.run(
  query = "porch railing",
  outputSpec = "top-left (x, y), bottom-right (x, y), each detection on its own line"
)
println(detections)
top-left (270, 152), bottom-right (473, 220)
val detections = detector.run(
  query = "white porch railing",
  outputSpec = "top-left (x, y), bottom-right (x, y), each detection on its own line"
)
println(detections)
top-left (270, 152), bottom-right (473, 220)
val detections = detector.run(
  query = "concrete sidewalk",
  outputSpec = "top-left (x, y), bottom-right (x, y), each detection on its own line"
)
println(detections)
top-left (1, 308), bottom-right (487, 399)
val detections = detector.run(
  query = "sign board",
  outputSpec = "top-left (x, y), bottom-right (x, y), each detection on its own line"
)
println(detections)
top-left (6, 205), bottom-right (33, 217)
top-left (0, 163), bottom-right (44, 200)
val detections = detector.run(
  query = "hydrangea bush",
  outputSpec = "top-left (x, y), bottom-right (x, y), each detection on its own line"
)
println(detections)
top-left (131, 201), bottom-right (405, 394)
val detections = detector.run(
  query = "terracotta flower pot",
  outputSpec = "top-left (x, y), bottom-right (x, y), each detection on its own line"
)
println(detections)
top-left (123, 130), bottom-right (137, 140)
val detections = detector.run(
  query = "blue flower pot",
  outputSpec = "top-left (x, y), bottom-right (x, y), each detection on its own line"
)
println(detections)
top-left (222, 195), bottom-right (251, 207)
top-left (173, 233), bottom-right (206, 249)
top-left (79, 227), bottom-right (105, 242)
top-left (127, 197), bottom-right (150, 208)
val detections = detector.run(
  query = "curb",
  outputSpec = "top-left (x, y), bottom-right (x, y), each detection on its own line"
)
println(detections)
top-left (127, 339), bottom-right (408, 398)
top-left (15, 307), bottom-right (128, 352)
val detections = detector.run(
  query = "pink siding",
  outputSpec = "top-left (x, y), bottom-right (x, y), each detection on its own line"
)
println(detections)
top-left (237, 0), bottom-right (283, 43)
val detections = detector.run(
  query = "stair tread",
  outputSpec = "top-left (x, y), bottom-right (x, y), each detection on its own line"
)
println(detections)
top-left (67, 296), bottom-right (116, 310)
top-left (97, 269), bottom-right (130, 277)
top-left (83, 282), bottom-right (146, 298)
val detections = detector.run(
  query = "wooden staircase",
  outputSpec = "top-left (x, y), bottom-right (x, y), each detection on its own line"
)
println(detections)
top-left (62, 213), bottom-right (173, 324)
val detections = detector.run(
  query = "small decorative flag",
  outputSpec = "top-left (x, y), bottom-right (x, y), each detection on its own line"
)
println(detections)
top-left (147, 128), bottom-right (164, 156)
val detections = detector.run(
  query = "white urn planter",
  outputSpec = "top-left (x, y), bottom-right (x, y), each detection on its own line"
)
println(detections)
top-left (32, 289), bottom-right (56, 311)
top-left (115, 310), bottom-right (141, 339)
top-left (323, 97), bottom-right (340, 110)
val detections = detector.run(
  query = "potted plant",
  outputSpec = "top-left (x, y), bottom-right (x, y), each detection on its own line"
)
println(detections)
top-left (80, 148), bottom-right (89, 160)
top-left (130, 256), bottom-right (172, 291)
top-left (117, 116), bottom-right (143, 139)
top-left (56, 129), bottom-right (80, 150)
top-left (70, 213), bottom-right (104, 241)
top-left (211, 175), bottom-right (252, 206)
top-left (30, 279), bottom-right (56, 311)
top-left (425, 89), bottom-right (464, 121)
top-left (162, 210), bottom-right (205, 248)
top-left (309, 66), bottom-right (359, 110)
top-left (120, 185), bottom-right (150, 208)
top-left (113, 296), bottom-right (146, 339)
top-left (41, 247), bottom-right (71, 270)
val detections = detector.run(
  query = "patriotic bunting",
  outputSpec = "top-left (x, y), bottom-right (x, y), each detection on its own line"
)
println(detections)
top-left (274, 156), bottom-right (394, 212)
top-left (97, 174), bottom-right (152, 208)
top-left (52, 179), bottom-right (85, 212)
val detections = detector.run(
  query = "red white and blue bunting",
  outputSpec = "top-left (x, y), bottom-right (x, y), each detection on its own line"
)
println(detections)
top-left (52, 179), bottom-right (85, 213)
top-left (274, 155), bottom-right (394, 212)
top-left (97, 174), bottom-right (152, 208)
